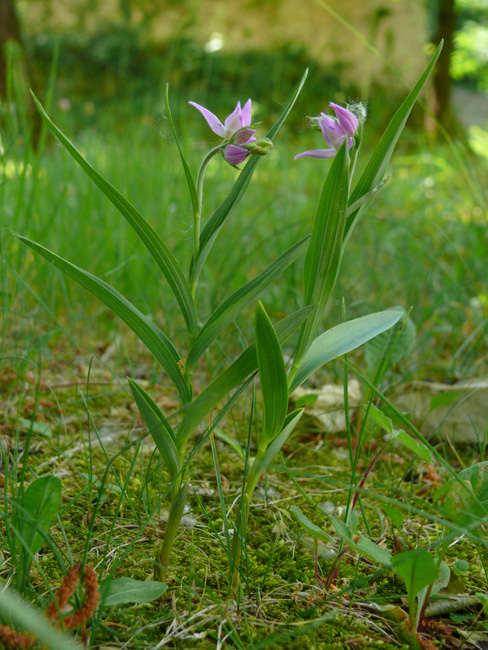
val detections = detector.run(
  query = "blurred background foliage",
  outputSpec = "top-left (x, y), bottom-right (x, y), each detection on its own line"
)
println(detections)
top-left (1, 0), bottom-right (487, 385)
top-left (0, 0), bottom-right (486, 138)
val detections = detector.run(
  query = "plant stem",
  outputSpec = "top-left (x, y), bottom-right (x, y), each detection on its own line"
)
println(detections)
top-left (154, 481), bottom-right (190, 581)
top-left (190, 145), bottom-right (223, 297)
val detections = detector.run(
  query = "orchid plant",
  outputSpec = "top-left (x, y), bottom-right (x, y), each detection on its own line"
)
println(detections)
top-left (15, 42), bottom-right (442, 584)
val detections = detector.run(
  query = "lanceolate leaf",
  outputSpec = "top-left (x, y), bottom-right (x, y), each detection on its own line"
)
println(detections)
top-left (290, 309), bottom-right (404, 392)
top-left (31, 92), bottom-right (198, 337)
top-left (255, 303), bottom-right (288, 451)
top-left (344, 42), bottom-right (443, 244)
top-left (128, 378), bottom-right (181, 483)
top-left (176, 306), bottom-right (313, 450)
top-left (186, 236), bottom-right (309, 373)
top-left (15, 234), bottom-right (190, 403)
top-left (293, 142), bottom-right (349, 366)
top-left (189, 69), bottom-right (309, 288)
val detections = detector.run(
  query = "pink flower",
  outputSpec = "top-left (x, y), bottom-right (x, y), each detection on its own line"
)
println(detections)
top-left (190, 99), bottom-right (264, 166)
top-left (295, 103), bottom-right (359, 161)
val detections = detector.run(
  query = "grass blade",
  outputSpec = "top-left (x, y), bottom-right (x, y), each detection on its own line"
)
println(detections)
top-left (344, 42), bottom-right (443, 243)
top-left (290, 309), bottom-right (404, 392)
top-left (189, 69), bottom-right (309, 288)
top-left (186, 236), bottom-right (309, 373)
top-left (30, 92), bottom-right (198, 337)
top-left (255, 302), bottom-right (288, 452)
top-left (14, 234), bottom-right (190, 403)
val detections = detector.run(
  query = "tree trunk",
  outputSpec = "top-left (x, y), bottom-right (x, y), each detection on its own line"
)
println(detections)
top-left (0, 0), bottom-right (22, 97)
top-left (432, 0), bottom-right (457, 127)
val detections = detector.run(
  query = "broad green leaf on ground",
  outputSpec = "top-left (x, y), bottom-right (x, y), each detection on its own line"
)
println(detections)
top-left (101, 577), bottom-right (167, 606)
top-left (189, 69), bottom-right (308, 288)
top-left (290, 506), bottom-right (332, 543)
top-left (186, 237), bottom-right (308, 372)
top-left (31, 92), bottom-right (197, 337)
top-left (391, 549), bottom-right (439, 600)
top-left (17, 476), bottom-right (62, 558)
top-left (290, 309), bottom-right (404, 392)
top-left (330, 515), bottom-right (392, 566)
top-left (255, 303), bottom-right (288, 451)
top-left (293, 142), bottom-right (349, 367)
top-left (176, 306), bottom-right (313, 449)
top-left (344, 42), bottom-right (443, 244)
top-left (442, 461), bottom-right (488, 528)
top-left (0, 588), bottom-right (82, 650)
top-left (128, 379), bottom-right (181, 483)
top-left (15, 235), bottom-right (190, 404)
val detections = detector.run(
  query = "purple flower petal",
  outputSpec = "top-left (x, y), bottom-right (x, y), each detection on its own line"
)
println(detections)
top-left (233, 127), bottom-right (256, 144)
top-left (318, 115), bottom-right (345, 149)
top-left (189, 101), bottom-right (225, 137)
top-left (294, 149), bottom-right (337, 160)
top-left (224, 144), bottom-right (250, 165)
top-left (330, 102), bottom-right (358, 136)
top-left (224, 102), bottom-right (243, 139)
top-left (240, 99), bottom-right (252, 127)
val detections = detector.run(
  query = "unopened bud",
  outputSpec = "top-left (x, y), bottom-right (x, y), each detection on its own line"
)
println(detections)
top-left (245, 138), bottom-right (273, 156)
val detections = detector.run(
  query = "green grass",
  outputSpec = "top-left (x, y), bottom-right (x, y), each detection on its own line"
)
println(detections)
top-left (1, 87), bottom-right (488, 649)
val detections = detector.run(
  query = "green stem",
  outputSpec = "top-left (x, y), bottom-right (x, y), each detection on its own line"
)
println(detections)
top-left (190, 145), bottom-right (224, 297)
top-left (154, 480), bottom-right (190, 581)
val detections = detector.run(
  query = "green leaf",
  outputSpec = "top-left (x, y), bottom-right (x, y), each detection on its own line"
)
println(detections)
top-left (213, 428), bottom-right (245, 460)
top-left (31, 92), bottom-right (197, 337)
top-left (390, 429), bottom-right (433, 463)
top-left (176, 306), bottom-right (313, 450)
top-left (293, 142), bottom-right (350, 365)
top-left (365, 311), bottom-right (416, 383)
top-left (382, 505), bottom-right (404, 530)
top-left (101, 577), bottom-right (167, 606)
top-left (128, 379), bottom-right (181, 483)
top-left (190, 69), bottom-right (308, 288)
top-left (442, 461), bottom-right (488, 528)
top-left (392, 549), bottom-right (439, 600)
top-left (186, 236), bottom-right (308, 373)
top-left (368, 405), bottom-right (433, 462)
top-left (17, 476), bottom-right (61, 558)
top-left (247, 409), bottom-right (303, 496)
top-left (164, 84), bottom-right (199, 222)
top-left (345, 43), bottom-right (443, 244)
top-left (0, 587), bottom-right (82, 650)
top-left (255, 303), bottom-right (288, 451)
top-left (290, 506), bottom-right (331, 543)
top-left (429, 391), bottom-right (459, 411)
top-left (453, 559), bottom-right (469, 575)
top-left (19, 418), bottom-right (52, 437)
top-left (329, 515), bottom-right (392, 565)
top-left (290, 309), bottom-right (404, 392)
top-left (15, 234), bottom-right (190, 404)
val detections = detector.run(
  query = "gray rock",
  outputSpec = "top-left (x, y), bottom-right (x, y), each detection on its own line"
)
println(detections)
top-left (392, 377), bottom-right (488, 444)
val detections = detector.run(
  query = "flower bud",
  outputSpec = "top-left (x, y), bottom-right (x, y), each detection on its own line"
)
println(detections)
top-left (245, 138), bottom-right (273, 156)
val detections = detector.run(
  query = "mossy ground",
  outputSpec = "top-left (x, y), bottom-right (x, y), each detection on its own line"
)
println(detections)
top-left (1, 335), bottom-right (487, 650)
